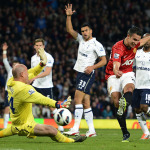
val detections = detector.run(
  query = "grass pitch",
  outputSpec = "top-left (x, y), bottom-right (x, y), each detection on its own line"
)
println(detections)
top-left (0, 129), bottom-right (149, 150)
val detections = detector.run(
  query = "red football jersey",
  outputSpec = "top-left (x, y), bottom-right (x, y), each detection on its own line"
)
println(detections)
top-left (105, 40), bottom-right (140, 80)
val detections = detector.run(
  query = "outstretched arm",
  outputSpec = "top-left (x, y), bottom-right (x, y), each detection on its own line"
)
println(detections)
top-left (65, 4), bottom-right (78, 39)
top-left (139, 36), bottom-right (150, 47)
top-left (2, 42), bottom-right (12, 72)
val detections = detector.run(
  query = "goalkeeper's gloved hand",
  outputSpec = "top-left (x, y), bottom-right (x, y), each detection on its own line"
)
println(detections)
top-left (38, 47), bottom-right (47, 66)
top-left (55, 96), bottom-right (71, 108)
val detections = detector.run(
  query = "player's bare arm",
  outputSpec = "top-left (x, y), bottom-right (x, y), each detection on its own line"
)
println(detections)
top-left (29, 67), bottom-right (51, 84)
top-left (139, 36), bottom-right (150, 47)
top-left (84, 56), bottom-right (107, 74)
top-left (2, 42), bottom-right (8, 59)
top-left (65, 4), bottom-right (78, 39)
top-left (113, 61), bottom-right (123, 78)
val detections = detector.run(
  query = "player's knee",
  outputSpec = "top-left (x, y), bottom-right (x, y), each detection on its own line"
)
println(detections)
top-left (134, 108), bottom-right (142, 114)
top-left (140, 105), bottom-right (148, 113)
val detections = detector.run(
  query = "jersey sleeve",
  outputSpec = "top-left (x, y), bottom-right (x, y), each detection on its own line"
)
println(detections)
top-left (46, 55), bottom-right (54, 67)
top-left (76, 33), bottom-right (83, 43)
top-left (3, 58), bottom-right (12, 73)
top-left (21, 85), bottom-right (56, 107)
top-left (28, 64), bottom-right (44, 80)
top-left (111, 45), bottom-right (124, 63)
top-left (95, 43), bottom-right (106, 57)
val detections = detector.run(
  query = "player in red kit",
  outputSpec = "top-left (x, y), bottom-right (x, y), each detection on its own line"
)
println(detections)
top-left (105, 26), bottom-right (150, 142)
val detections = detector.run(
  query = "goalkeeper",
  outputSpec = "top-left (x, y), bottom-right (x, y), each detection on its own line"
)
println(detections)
top-left (0, 48), bottom-right (86, 143)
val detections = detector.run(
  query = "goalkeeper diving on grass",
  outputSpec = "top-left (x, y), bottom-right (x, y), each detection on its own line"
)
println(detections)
top-left (0, 47), bottom-right (86, 143)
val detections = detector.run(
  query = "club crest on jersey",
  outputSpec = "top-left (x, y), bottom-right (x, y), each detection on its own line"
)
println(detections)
top-left (114, 53), bottom-right (120, 59)
top-left (28, 89), bottom-right (35, 95)
top-left (133, 48), bottom-right (137, 53)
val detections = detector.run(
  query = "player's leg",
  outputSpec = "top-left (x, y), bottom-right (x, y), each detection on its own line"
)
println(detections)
top-left (119, 72), bottom-right (135, 115)
top-left (83, 94), bottom-right (96, 137)
top-left (0, 126), bottom-right (16, 137)
top-left (4, 91), bottom-right (10, 129)
top-left (48, 87), bottom-right (64, 133)
top-left (108, 75), bottom-right (129, 141)
top-left (64, 90), bottom-right (85, 135)
top-left (34, 124), bottom-right (86, 142)
top-left (133, 89), bottom-right (150, 139)
top-left (4, 106), bottom-right (10, 129)
top-left (50, 107), bottom-right (64, 133)
top-left (111, 92), bottom-right (130, 141)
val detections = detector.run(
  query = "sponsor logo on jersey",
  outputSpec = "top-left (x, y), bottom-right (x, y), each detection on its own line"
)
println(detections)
top-left (79, 51), bottom-right (88, 57)
top-left (136, 66), bottom-right (150, 71)
top-left (114, 53), bottom-right (120, 59)
top-left (122, 59), bottom-right (134, 66)
top-left (133, 48), bottom-right (137, 53)
top-left (28, 89), bottom-right (35, 95)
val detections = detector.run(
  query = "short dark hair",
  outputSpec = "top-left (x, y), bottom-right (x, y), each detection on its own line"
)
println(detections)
top-left (81, 22), bottom-right (92, 29)
top-left (127, 26), bottom-right (143, 37)
top-left (12, 60), bottom-right (19, 64)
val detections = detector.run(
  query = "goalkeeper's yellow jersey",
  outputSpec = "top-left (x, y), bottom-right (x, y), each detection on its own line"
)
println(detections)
top-left (7, 64), bottom-right (57, 126)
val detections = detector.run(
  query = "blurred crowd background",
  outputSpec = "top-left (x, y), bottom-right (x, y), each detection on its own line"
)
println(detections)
top-left (0, 0), bottom-right (150, 119)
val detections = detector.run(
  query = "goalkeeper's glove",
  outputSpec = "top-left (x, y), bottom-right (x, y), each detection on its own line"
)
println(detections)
top-left (55, 96), bottom-right (71, 108)
top-left (38, 47), bottom-right (47, 66)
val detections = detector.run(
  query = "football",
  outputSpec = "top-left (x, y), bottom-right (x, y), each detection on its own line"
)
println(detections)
top-left (54, 108), bottom-right (72, 126)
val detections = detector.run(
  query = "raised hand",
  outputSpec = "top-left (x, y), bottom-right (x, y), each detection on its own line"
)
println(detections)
top-left (65, 4), bottom-right (76, 16)
top-left (2, 42), bottom-right (8, 51)
top-left (38, 47), bottom-right (47, 66)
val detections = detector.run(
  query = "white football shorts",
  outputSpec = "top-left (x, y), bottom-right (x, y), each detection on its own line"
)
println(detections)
top-left (107, 72), bottom-right (135, 96)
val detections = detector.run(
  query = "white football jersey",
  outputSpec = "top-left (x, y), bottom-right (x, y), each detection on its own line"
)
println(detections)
top-left (31, 51), bottom-right (54, 88)
top-left (3, 58), bottom-right (12, 90)
top-left (74, 33), bottom-right (106, 73)
top-left (135, 49), bottom-right (150, 89)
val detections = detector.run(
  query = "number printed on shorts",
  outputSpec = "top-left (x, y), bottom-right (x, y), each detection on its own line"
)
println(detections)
top-left (78, 80), bottom-right (86, 89)
top-left (145, 94), bottom-right (150, 104)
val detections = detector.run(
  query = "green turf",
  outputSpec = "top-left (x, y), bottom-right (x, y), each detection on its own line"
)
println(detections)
top-left (0, 129), bottom-right (149, 150)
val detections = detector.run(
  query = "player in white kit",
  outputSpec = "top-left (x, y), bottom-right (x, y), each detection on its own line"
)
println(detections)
top-left (31, 38), bottom-right (64, 132)
top-left (63, 4), bottom-right (107, 137)
top-left (132, 33), bottom-right (150, 139)
top-left (2, 43), bottom-right (19, 128)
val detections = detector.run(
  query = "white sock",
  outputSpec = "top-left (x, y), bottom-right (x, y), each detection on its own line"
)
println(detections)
top-left (72, 104), bottom-right (83, 131)
top-left (84, 108), bottom-right (95, 132)
top-left (52, 109), bottom-right (57, 114)
top-left (52, 108), bottom-right (64, 131)
top-left (136, 113), bottom-right (149, 134)
top-left (4, 114), bottom-right (9, 129)
top-left (146, 107), bottom-right (150, 116)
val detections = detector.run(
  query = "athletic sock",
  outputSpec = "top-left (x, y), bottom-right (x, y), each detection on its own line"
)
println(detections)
top-left (51, 131), bottom-right (74, 143)
top-left (4, 114), bottom-right (9, 129)
top-left (52, 109), bottom-right (64, 132)
top-left (84, 108), bottom-right (95, 132)
top-left (117, 113), bottom-right (128, 135)
top-left (123, 92), bottom-right (132, 106)
top-left (72, 104), bottom-right (83, 131)
top-left (52, 109), bottom-right (57, 115)
top-left (146, 107), bottom-right (150, 116)
top-left (136, 113), bottom-right (149, 134)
